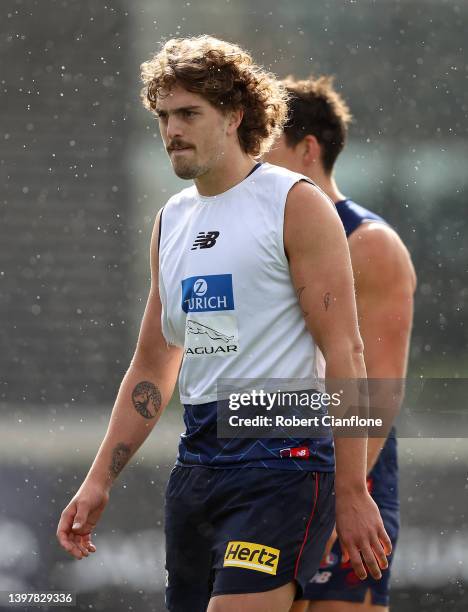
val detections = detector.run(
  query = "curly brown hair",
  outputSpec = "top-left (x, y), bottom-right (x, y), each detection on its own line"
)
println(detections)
top-left (282, 75), bottom-right (353, 173)
top-left (140, 36), bottom-right (288, 157)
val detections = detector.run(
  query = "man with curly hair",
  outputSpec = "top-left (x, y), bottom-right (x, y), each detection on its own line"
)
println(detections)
top-left (265, 75), bottom-right (416, 612)
top-left (57, 37), bottom-right (391, 612)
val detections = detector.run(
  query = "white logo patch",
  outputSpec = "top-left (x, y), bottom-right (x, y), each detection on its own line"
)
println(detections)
top-left (184, 314), bottom-right (239, 358)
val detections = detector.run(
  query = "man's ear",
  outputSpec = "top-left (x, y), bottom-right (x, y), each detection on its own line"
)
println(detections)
top-left (226, 108), bottom-right (244, 134)
top-left (302, 134), bottom-right (321, 166)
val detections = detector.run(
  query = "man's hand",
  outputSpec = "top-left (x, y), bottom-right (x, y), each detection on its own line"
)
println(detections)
top-left (56, 482), bottom-right (110, 560)
top-left (336, 488), bottom-right (392, 580)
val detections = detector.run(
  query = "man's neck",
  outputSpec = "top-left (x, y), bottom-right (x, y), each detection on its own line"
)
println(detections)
top-left (308, 169), bottom-right (346, 204)
top-left (195, 152), bottom-right (256, 197)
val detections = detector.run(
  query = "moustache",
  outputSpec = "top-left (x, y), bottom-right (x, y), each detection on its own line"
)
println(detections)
top-left (167, 141), bottom-right (194, 152)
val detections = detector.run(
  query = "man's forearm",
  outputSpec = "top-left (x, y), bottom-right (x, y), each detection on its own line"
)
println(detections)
top-left (83, 362), bottom-right (172, 491)
top-left (365, 379), bottom-right (406, 472)
top-left (325, 346), bottom-right (368, 494)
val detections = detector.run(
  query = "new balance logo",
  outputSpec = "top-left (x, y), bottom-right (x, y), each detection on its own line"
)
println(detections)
top-left (191, 231), bottom-right (220, 250)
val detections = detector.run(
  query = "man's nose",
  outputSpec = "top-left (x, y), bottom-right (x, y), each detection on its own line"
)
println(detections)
top-left (166, 115), bottom-right (183, 141)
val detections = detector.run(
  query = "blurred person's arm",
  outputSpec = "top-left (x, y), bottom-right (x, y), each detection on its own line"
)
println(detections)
top-left (349, 223), bottom-right (416, 471)
top-left (57, 210), bottom-right (183, 559)
top-left (317, 223), bottom-right (417, 568)
top-left (284, 182), bottom-right (391, 581)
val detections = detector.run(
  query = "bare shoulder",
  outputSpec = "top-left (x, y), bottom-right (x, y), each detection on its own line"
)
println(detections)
top-left (348, 222), bottom-right (416, 291)
top-left (285, 180), bottom-right (336, 217)
top-left (284, 181), bottom-right (345, 256)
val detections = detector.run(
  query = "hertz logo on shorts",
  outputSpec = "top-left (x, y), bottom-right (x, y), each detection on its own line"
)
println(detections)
top-left (223, 541), bottom-right (280, 575)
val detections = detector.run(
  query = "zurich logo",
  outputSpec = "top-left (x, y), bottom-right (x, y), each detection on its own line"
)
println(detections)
top-left (193, 279), bottom-right (208, 297)
top-left (181, 274), bottom-right (234, 313)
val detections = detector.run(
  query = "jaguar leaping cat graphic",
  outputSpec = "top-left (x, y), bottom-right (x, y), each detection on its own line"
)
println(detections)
top-left (186, 319), bottom-right (234, 343)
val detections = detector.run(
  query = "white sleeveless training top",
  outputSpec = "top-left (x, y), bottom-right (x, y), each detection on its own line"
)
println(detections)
top-left (158, 162), bottom-right (325, 405)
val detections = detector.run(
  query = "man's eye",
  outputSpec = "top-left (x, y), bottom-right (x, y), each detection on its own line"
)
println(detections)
top-left (183, 110), bottom-right (196, 118)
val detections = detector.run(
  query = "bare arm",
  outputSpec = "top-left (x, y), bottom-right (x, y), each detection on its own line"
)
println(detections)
top-left (349, 223), bottom-right (416, 471)
top-left (284, 181), bottom-right (391, 580)
top-left (57, 209), bottom-right (183, 559)
top-left (84, 209), bottom-right (182, 489)
top-left (285, 182), bottom-right (368, 492)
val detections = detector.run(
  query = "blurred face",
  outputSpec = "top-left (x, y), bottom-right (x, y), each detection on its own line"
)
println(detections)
top-left (264, 133), bottom-right (304, 174)
top-left (155, 84), bottom-right (229, 180)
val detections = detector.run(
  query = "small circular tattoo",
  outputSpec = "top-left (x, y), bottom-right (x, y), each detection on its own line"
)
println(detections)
top-left (132, 381), bottom-right (162, 419)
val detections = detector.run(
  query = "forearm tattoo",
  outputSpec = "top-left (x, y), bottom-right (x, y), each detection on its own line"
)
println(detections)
top-left (109, 442), bottom-right (131, 478)
top-left (296, 286), bottom-right (309, 317)
top-left (324, 292), bottom-right (331, 311)
top-left (131, 381), bottom-right (162, 419)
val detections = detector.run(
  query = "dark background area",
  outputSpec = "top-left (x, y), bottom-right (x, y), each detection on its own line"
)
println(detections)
top-left (1, 450), bottom-right (468, 612)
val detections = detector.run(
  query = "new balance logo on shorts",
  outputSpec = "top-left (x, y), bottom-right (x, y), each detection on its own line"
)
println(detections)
top-left (223, 541), bottom-right (280, 575)
top-left (191, 231), bottom-right (220, 250)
